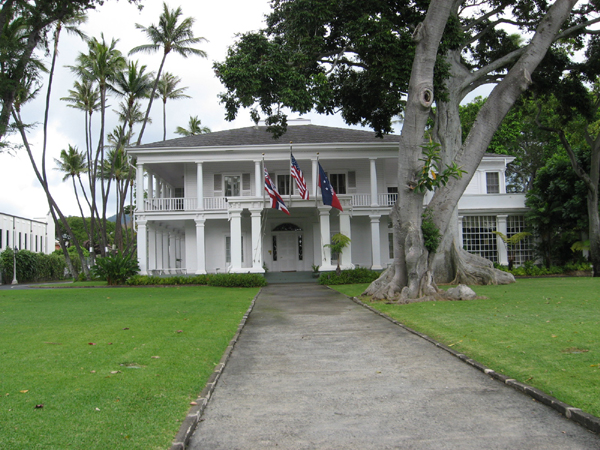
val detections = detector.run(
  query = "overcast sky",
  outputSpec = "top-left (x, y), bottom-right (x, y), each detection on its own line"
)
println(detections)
top-left (0, 0), bottom-right (367, 221)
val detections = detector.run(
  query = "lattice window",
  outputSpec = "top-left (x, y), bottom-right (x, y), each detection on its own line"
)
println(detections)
top-left (507, 215), bottom-right (534, 265)
top-left (486, 172), bottom-right (500, 194)
top-left (462, 216), bottom-right (498, 262)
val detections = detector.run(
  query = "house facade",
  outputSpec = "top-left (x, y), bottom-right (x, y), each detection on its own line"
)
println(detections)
top-left (130, 120), bottom-right (529, 275)
top-left (0, 212), bottom-right (55, 255)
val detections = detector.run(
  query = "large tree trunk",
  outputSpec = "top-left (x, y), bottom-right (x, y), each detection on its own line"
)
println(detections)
top-left (366, 0), bottom-right (578, 301)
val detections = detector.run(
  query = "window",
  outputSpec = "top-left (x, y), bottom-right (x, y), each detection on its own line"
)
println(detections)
top-left (24, 233), bottom-right (27, 249)
top-left (329, 173), bottom-right (346, 194)
top-left (0, 229), bottom-right (2, 248)
top-left (462, 216), bottom-right (498, 262)
top-left (19, 232), bottom-right (22, 250)
top-left (272, 235), bottom-right (277, 261)
top-left (486, 172), bottom-right (500, 194)
top-left (277, 174), bottom-right (292, 195)
top-left (507, 215), bottom-right (533, 265)
top-left (224, 175), bottom-right (240, 197)
top-left (388, 232), bottom-right (394, 259)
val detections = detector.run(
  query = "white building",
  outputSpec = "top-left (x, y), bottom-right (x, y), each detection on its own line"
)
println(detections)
top-left (130, 120), bottom-right (529, 275)
top-left (0, 212), bottom-right (55, 255)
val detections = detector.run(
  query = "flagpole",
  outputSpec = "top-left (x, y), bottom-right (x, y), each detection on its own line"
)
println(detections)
top-left (315, 152), bottom-right (319, 208)
top-left (289, 141), bottom-right (293, 206)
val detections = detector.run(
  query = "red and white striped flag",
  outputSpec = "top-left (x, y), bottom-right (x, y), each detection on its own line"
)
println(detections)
top-left (290, 153), bottom-right (309, 200)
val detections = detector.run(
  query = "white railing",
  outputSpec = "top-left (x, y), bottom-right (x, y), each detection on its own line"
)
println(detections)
top-left (351, 194), bottom-right (371, 207)
top-left (204, 197), bottom-right (228, 210)
top-left (378, 193), bottom-right (397, 206)
top-left (145, 197), bottom-right (197, 211)
top-left (350, 193), bottom-right (397, 207)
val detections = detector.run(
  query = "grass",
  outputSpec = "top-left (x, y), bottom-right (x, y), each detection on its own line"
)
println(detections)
top-left (331, 278), bottom-right (600, 418)
top-left (0, 286), bottom-right (258, 449)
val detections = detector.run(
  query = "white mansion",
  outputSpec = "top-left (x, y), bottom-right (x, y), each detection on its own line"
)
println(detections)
top-left (130, 120), bottom-right (530, 275)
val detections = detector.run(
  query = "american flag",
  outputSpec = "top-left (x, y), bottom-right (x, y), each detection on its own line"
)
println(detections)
top-left (290, 153), bottom-right (309, 200)
top-left (264, 166), bottom-right (290, 215)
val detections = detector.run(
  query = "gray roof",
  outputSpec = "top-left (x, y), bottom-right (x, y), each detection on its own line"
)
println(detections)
top-left (135, 124), bottom-right (401, 149)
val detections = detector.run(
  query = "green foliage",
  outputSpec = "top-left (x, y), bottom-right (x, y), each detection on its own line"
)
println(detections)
top-left (214, 0), bottom-right (461, 137)
top-left (91, 251), bottom-right (139, 285)
top-left (493, 261), bottom-right (592, 277)
top-left (126, 273), bottom-right (267, 288)
top-left (413, 141), bottom-right (466, 193)
top-left (0, 248), bottom-right (66, 283)
top-left (324, 233), bottom-right (351, 256)
top-left (421, 211), bottom-right (442, 253)
top-left (126, 274), bottom-right (209, 286)
top-left (206, 273), bottom-right (267, 288)
top-left (318, 267), bottom-right (381, 285)
top-left (56, 216), bottom-right (115, 247)
top-left (526, 151), bottom-right (589, 266)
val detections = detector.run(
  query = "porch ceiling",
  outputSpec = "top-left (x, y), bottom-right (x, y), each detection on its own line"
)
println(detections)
top-left (147, 163), bottom-right (185, 188)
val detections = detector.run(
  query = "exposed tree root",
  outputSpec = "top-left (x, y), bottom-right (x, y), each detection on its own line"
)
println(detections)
top-left (450, 240), bottom-right (515, 285)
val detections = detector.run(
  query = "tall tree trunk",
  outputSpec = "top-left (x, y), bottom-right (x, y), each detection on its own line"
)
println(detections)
top-left (364, 0), bottom-right (453, 302)
top-left (366, 0), bottom-right (579, 301)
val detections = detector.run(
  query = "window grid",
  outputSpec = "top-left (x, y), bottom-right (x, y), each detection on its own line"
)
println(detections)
top-left (486, 172), bottom-right (500, 194)
top-left (507, 215), bottom-right (534, 265)
top-left (462, 216), bottom-right (498, 262)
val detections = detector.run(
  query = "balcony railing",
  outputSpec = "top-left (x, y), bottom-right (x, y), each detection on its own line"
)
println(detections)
top-left (142, 194), bottom-right (401, 212)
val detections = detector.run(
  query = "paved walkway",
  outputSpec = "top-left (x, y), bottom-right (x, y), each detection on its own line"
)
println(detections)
top-left (189, 284), bottom-right (600, 449)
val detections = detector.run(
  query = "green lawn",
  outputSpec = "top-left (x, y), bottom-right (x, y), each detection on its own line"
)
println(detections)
top-left (0, 286), bottom-right (258, 449)
top-left (332, 278), bottom-right (600, 418)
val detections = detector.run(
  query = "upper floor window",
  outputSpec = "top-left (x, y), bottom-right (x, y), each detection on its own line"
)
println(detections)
top-left (224, 175), bottom-right (240, 197)
top-left (329, 173), bottom-right (346, 194)
top-left (486, 172), bottom-right (500, 194)
top-left (277, 174), bottom-right (292, 196)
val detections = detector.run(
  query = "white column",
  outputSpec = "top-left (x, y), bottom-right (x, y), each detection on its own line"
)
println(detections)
top-left (254, 160), bottom-right (262, 197)
top-left (136, 163), bottom-right (144, 212)
top-left (155, 228), bottom-right (163, 270)
top-left (197, 162), bottom-right (204, 210)
top-left (370, 215), bottom-right (383, 270)
top-left (318, 206), bottom-right (334, 271)
top-left (497, 215), bottom-right (508, 266)
top-left (195, 217), bottom-right (206, 274)
top-left (162, 228), bottom-right (170, 269)
top-left (168, 231), bottom-right (176, 269)
top-left (250, 208), bottom-right (264, 273)
top-left (136, 218), bottom-right (148, 275)
top-left (148, 173), bottom-right (154, 199)
top-left (339, 211), bottom-right (354, 269)
top-left (148, 223), bottom-right (156, 272)
top-left (229, 209), bottom-right (243, 273)
top-left (370, 158), bottom-right (378, 206)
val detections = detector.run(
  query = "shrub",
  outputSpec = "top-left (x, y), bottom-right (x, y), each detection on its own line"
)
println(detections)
top-left (91, 252), bottom-right (139, 285)
top-left (421, 211), bottom-right (442, 253)
top-left (318, 267), bottom-right (381, 285)
top-left (207, 273), bottom-right (267, 288)
top-left (0, 248), bottom-right (66, 283)
top-left (126, 274), bottom-right (209, 286)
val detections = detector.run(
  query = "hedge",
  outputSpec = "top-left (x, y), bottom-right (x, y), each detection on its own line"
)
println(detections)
top-left (0, 248), bottom-right (66, 283)
top-left (318, 267), bottom-right (381, 285)
top-left (126, 273), bottom-right (267, 288)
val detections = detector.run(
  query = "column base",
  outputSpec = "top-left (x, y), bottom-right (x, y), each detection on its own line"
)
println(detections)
top-left (370, 264), bottom-right (383, 270)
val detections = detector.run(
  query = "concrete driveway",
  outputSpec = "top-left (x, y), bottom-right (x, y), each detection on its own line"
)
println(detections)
top-left (188, 283), bottom-right (599, 449)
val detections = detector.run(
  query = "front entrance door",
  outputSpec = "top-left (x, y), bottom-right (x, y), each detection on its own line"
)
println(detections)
top-left (277, 233), bottom-right (298, 271)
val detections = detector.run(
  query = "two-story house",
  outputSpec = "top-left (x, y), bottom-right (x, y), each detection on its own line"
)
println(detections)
top-left (130, 120), bottom-right (529, 275)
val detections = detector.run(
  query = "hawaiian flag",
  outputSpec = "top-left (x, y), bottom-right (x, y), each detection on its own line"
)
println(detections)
top-left (318, 162), bottom-right (343, 211)
top-left (264, 166), bottom-right (290, 215)
top-left (290, 153), bottom-right (309, 200)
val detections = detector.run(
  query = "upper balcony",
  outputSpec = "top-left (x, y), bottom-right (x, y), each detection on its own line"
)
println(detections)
top-left (142, 193), bottom-right (400, 213)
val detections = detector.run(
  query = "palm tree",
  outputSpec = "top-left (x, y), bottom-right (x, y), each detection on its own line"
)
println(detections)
top-left (69, 34), bottom-right (126, 255)
top-left (157, 72), bottom-right (190, 140)
top-left (129, 2), bottom-right (207, 145)
top-left (54, 145), bottom-right (90, 239)
top-left (110, 60), bottom-right (154, 138)
top-left (61, 79), bottom-right (100, 167)
top-left (175, 115), bottom-right (211, 136)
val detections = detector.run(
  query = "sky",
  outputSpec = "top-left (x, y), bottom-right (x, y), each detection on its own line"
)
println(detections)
top-left (0, 0), bottom-right (363, 220)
